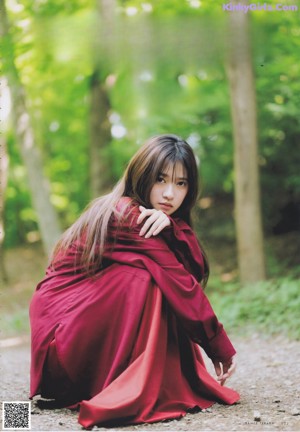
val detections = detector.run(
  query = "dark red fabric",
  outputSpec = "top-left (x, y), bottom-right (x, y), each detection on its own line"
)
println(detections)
top-left (30, 197), bottom-right (239, 427)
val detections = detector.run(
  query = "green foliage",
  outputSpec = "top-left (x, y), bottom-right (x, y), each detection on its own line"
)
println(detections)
top-left (208, 276), bottom-right (300, 340)
top-left (1, 309), bottom-right (30, 336)
top-left (2, 0), bottom-right (300, 248)
top-left (252, 14), bottom-right (300, 231)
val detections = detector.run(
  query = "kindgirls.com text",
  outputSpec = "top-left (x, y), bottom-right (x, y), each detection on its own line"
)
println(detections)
top-left (222, 3), bottom-right (298, 12)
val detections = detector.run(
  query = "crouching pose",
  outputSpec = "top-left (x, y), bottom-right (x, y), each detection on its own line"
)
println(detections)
top-left (30, 134), bottom-right (239, 428)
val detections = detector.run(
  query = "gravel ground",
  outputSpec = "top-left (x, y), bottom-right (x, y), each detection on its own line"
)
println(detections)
top-left (1, 335), bottom-right (300, 432)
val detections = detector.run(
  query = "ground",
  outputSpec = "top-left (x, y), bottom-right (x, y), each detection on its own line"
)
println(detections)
top-left (1, 237), bottom-right (299, 432)
top-left (1, 335), bottom-right (300, 432)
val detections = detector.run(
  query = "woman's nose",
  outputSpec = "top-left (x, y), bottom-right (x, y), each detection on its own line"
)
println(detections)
top-left (163, 184), bottom-right (174, 199)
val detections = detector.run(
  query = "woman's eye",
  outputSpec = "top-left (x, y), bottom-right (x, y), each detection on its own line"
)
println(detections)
top-left (157, 176), bottom-right (165, 183)
top-left (177, 181), bottom-right (187, 187)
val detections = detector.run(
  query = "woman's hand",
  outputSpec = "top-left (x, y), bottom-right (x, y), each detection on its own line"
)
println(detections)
top-left (137, 206), bottom-right (171, 238)
top-left (213, 356), bottom-right (237, 386)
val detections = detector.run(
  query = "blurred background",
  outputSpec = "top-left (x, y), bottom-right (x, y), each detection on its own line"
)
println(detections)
top-left (1, 0), bottom-right (299, 341)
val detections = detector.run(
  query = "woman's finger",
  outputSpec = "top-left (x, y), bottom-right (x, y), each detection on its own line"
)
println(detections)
top-left (139, 212), bottom-right (162, 236)
top-left (151, 213), bottom-right (169, 232)
top-left (143, 214), bottom-right (166, 238)
top-left (213, 360), bottom-right (223, 379)
top-left (138, 207), bottom-right (170, 237)
top-left (227, 361), bottom-right (236, 375)
top-left (144, 215), bottom-right (168, 238)
top-left (225, 357), bottom-right (237, 376)
top-left (152, 218), bottom-right (170, 236)
top-left (137, 207), bottom-right (153, 224)
top-left (218, 358), bottom-right (237, 386)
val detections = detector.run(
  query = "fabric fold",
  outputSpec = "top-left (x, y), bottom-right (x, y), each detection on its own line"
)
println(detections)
top-left (30, 197), bottom-right (240, 428)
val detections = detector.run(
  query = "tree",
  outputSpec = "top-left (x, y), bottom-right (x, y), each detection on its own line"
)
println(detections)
top-left (89, 71), bottom-right (113, 197)
top-left (226, 1), bottom-right (266, 284)
top-left (0, 0), bottom-right (62, 255)
top-left (0, 135), bottom-right (9, 282)
top-left (88, 0), bottom-right (117, 198)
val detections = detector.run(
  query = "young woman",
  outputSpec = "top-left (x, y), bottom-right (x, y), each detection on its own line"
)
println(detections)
top-left (30, 134), bottom-right (239, 428)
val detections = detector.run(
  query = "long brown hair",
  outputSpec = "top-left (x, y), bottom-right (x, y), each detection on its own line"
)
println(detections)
top-left (51, 134), bottom-right (209, 283)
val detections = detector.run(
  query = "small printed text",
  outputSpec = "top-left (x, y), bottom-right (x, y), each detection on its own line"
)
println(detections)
top-left (222, 3), bottom-right (298, 12)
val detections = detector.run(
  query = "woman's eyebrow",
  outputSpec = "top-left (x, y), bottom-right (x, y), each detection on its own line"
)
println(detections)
top-left (160, 172), bottom-right (188, 181)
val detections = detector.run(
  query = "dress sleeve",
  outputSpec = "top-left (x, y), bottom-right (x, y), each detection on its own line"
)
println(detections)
top-left (160, 217), bottom-right (205, 282)
top-left (104, 201), bottom-right (236, 363)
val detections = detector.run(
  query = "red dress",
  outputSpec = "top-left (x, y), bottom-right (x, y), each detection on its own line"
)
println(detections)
top-left (29, 197), bottom-right (239, 428)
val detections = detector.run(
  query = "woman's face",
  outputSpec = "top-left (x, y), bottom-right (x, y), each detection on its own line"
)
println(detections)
top-left (149, 162), bottom-right (189, 216)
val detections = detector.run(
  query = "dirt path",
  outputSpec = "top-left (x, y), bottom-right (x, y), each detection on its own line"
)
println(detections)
top-left (1, 335), bottom-right (299, 432)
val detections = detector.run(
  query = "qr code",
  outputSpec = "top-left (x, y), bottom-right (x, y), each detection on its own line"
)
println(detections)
top-left (2, 401), bottom-right (31, 430)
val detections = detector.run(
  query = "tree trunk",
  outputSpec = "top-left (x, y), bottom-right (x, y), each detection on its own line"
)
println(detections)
top-left (0, 0), bottom-right (62, 256)
top-left (89, 71), bottom-right (113, 197)
top-left (226, 1), bottom-right (266, 284)
top-left (0, 135), bottom-right (9, 282)
top-left (88, 0), bottom-right (116, 198)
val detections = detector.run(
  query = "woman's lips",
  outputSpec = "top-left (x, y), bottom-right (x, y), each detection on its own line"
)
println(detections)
top-left (159, 203), bottom-right (173, 210)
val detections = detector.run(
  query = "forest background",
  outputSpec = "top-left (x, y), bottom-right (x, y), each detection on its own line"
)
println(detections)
top-left (1, 0), bottom-right (300, 342)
